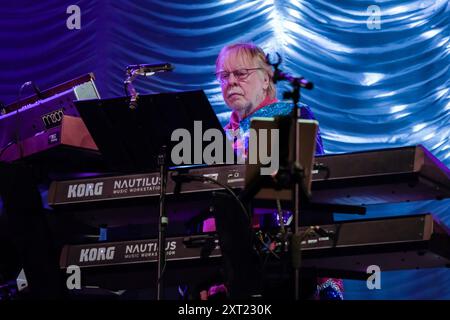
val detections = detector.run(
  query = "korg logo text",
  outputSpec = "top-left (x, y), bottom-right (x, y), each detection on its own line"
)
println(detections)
top-left (68, 182), bottom-right (104, 198)
top-left (79, 247), bottom-right (115, 262)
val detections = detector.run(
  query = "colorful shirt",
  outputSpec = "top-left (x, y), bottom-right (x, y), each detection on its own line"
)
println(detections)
top-left (224, 99), bottom-right (325, 156)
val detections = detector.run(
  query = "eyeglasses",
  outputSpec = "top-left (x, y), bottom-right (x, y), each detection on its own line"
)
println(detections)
top-left (215, 68), bottom-right (263, 83)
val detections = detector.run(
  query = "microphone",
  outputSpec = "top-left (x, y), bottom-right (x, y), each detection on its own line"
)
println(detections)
top-left (126, 63), bottom-right (174, 76)
top-left (266, 52), bottom-right (313, 89)
top-left (21, 81), bottom-right (32, 88)
top-left (19, 81), bottom-right (44, 100)
top-left (273, 69), bottom-right (313, 90)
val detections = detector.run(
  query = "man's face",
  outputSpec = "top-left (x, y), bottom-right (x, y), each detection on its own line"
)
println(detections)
top-left (218, 50), bottom-right (269, 117)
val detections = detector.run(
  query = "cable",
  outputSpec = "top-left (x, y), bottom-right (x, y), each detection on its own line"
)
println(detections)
top-left (157, 263), bottom-right (167, 284)
top-left (14, 81), bottom-right (34, 160)
top-left (172, 172), bottom-right (265, 282)
top-left (256, 231), bottom-right (280, 260)
top-left (172, 173), bottom-right (252, 225)
top-left (0, 142), bottom-right (15, 160)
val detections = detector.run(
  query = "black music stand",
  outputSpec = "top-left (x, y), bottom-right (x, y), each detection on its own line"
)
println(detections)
top-left (75, 90), bottom-right (226, 299)
top-left (74, 90), bottom-right (226, 172)
top-left (243, 117), bottom-right (318, 202)
top-left (212, 117), bottom-right (318, 299)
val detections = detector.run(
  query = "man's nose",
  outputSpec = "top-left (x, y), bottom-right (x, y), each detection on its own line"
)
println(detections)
top-left (227, 72), bottom-right (239, 85)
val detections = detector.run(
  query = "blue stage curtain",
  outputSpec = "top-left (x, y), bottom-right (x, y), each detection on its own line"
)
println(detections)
top-left (1, 0), bottom-right (449, 299)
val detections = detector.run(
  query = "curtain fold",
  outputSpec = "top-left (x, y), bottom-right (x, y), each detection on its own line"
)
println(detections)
top-left (1, 0), bottom-right (449, 299)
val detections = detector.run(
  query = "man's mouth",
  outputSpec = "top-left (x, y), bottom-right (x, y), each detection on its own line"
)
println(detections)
top-left (228, 92), bottom-right (243, 99)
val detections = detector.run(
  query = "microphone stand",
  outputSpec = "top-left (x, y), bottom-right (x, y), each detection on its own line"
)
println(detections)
top-left (124, 63), bottom-right (174, 110)
top-left (124, 69), bottom-right (140, 110)
top-left (157, 145), bottom-right (168, 300)
top-left (122, 63), bottom-right (174, 299)
top-left (290, 82), bottom-right (304, 301)
top-left (269, 53), bottom-right (314, 300)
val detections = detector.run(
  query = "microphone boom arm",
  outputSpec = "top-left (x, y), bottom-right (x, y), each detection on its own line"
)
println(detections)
top-left (123, 62), bottom-right (174, 110)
